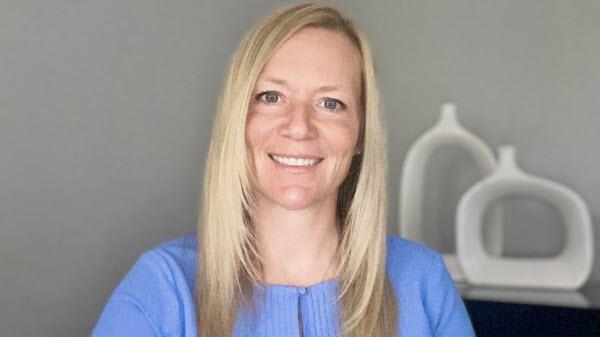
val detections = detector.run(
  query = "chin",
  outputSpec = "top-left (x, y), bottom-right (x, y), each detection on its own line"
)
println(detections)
top-left (277, 200), bottom-right (313, 211)
top-left (272, 187), bottom-right (316, 210)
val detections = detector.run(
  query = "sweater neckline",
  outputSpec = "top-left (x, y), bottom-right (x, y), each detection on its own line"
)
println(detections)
top-left (254, 277), bottom-right (340, 295)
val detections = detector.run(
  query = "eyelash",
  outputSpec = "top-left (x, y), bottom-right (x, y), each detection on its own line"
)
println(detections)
top-left (254, 91), bottom-right (346, 111)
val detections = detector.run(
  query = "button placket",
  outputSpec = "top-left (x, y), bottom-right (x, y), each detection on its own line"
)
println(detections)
top-left (297, 287), bottom-right (308, 337)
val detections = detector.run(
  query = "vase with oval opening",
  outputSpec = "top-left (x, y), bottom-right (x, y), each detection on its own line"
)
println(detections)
top-left (399, 103), bottom-right (504, 281)
top-left (456, 146), bottom-right (594, 289)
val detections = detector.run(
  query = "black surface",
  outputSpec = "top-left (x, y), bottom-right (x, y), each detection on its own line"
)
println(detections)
top-left (464, 299), bottom-right (600, 337)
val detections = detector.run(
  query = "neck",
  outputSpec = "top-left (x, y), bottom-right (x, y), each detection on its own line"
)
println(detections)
top-left (252, 196), bottom-right (340, 287)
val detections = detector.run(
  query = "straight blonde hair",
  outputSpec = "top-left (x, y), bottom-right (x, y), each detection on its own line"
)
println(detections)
top-left (197, 3), bottom-right (397, 337)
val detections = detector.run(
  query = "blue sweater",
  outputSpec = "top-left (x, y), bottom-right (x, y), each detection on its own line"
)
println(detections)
top-left (91, 233), bottom-right (475, 337)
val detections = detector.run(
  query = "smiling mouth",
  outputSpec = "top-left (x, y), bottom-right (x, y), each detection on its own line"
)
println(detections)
top-left (268, 154), bottom-right (324, 167)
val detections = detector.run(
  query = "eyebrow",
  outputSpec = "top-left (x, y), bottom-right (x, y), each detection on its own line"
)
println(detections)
top-left (261, 77), bottom-right (346, 92)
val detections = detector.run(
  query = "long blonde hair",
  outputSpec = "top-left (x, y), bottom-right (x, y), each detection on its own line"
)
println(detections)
top-left (197, 3), bottom-right (397, 337)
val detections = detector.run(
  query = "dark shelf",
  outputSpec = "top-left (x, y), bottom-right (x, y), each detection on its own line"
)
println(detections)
top-left (458, 282), bottom-right (600, 337)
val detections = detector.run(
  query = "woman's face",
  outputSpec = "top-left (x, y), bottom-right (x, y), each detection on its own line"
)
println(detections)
top-left (246, 27), bottom-right (362, 211)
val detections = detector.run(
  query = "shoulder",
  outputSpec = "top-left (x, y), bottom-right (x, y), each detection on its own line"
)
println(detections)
top-left (91, 232), bottom-right (199, 337)
top-left (143, 231), bottom-right (198, 292)
top-left (113, 231), bottom-right (198, 301)
top-left (149, 231), bottom-right (198, 262)
top-left (385, 233), bottom-right (441, 277)
top-left (385, 233), bottom-right (445, 301)
top-left (385, 234), bottom-right (476, 336)
top-left (385, 233), bottom-right (438, 259)
top-left (151, 231), bottom-right (197, 254)
top-left (384, 234), bottom-right (447, 307)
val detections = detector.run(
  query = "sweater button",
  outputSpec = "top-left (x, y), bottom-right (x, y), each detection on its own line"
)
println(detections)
top-left (298, 288), bottom-right (306, 295)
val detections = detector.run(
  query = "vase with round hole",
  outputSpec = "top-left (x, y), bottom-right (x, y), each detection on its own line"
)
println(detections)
top-left (456, 145), bottom-right (594, 289)
top-left (399, 103), bottom-right (504, 281)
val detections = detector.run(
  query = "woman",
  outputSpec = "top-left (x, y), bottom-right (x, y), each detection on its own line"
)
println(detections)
top-left (91, 3), bottom-right (475, 337)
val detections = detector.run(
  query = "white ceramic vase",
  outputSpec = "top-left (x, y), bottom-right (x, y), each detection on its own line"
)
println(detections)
top-left (399, 103), bottom-right (503, 281)
top-left (456, 146), bottom-right (594, 289)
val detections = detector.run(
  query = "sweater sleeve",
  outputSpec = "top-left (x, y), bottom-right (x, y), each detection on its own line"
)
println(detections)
top-left (91, 250), bottom-right (177, 337)
top-left (424, 253), bottom-right (475, 337)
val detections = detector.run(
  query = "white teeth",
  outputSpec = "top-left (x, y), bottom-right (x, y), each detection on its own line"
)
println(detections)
top-left (271, 155), bottom-right (318, 167)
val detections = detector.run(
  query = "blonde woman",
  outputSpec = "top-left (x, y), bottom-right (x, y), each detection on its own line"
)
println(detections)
top-left (91, 3), bottom-right (474, 337)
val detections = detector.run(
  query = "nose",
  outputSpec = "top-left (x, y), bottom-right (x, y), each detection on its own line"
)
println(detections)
top-left (281, 102), bottom-right (318, 140)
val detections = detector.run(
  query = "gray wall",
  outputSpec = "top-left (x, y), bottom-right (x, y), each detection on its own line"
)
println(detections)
top-left (1, 1), bottom-right (598, 336)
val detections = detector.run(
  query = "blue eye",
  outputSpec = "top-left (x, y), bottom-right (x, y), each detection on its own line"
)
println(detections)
top-left (256, 91), bottom-right (280, 104)
top-left (323, 98), bottom-right (344, 111)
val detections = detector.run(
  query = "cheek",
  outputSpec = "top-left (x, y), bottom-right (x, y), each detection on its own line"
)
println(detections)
top-left (245, 115), bottom-right (278, 178)
top-left (322, 123), bottom-right (360, 180)
top-left (328, 118), bottom-right (360, 154)
top-left (245, 116), bottom-right (264, 179)
top-left (245, 115), bottom-right (270, 154)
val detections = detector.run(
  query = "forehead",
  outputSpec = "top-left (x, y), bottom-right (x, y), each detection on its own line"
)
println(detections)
top-left (258, 27), bottom-right (362, 90)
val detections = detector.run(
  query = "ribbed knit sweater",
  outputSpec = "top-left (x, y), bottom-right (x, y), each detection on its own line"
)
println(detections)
top-left (91, 233), bottom-right (475, 337)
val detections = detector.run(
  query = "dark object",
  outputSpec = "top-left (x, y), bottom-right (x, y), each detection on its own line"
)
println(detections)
top-left (464, 299), bottom-right (600, 337)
